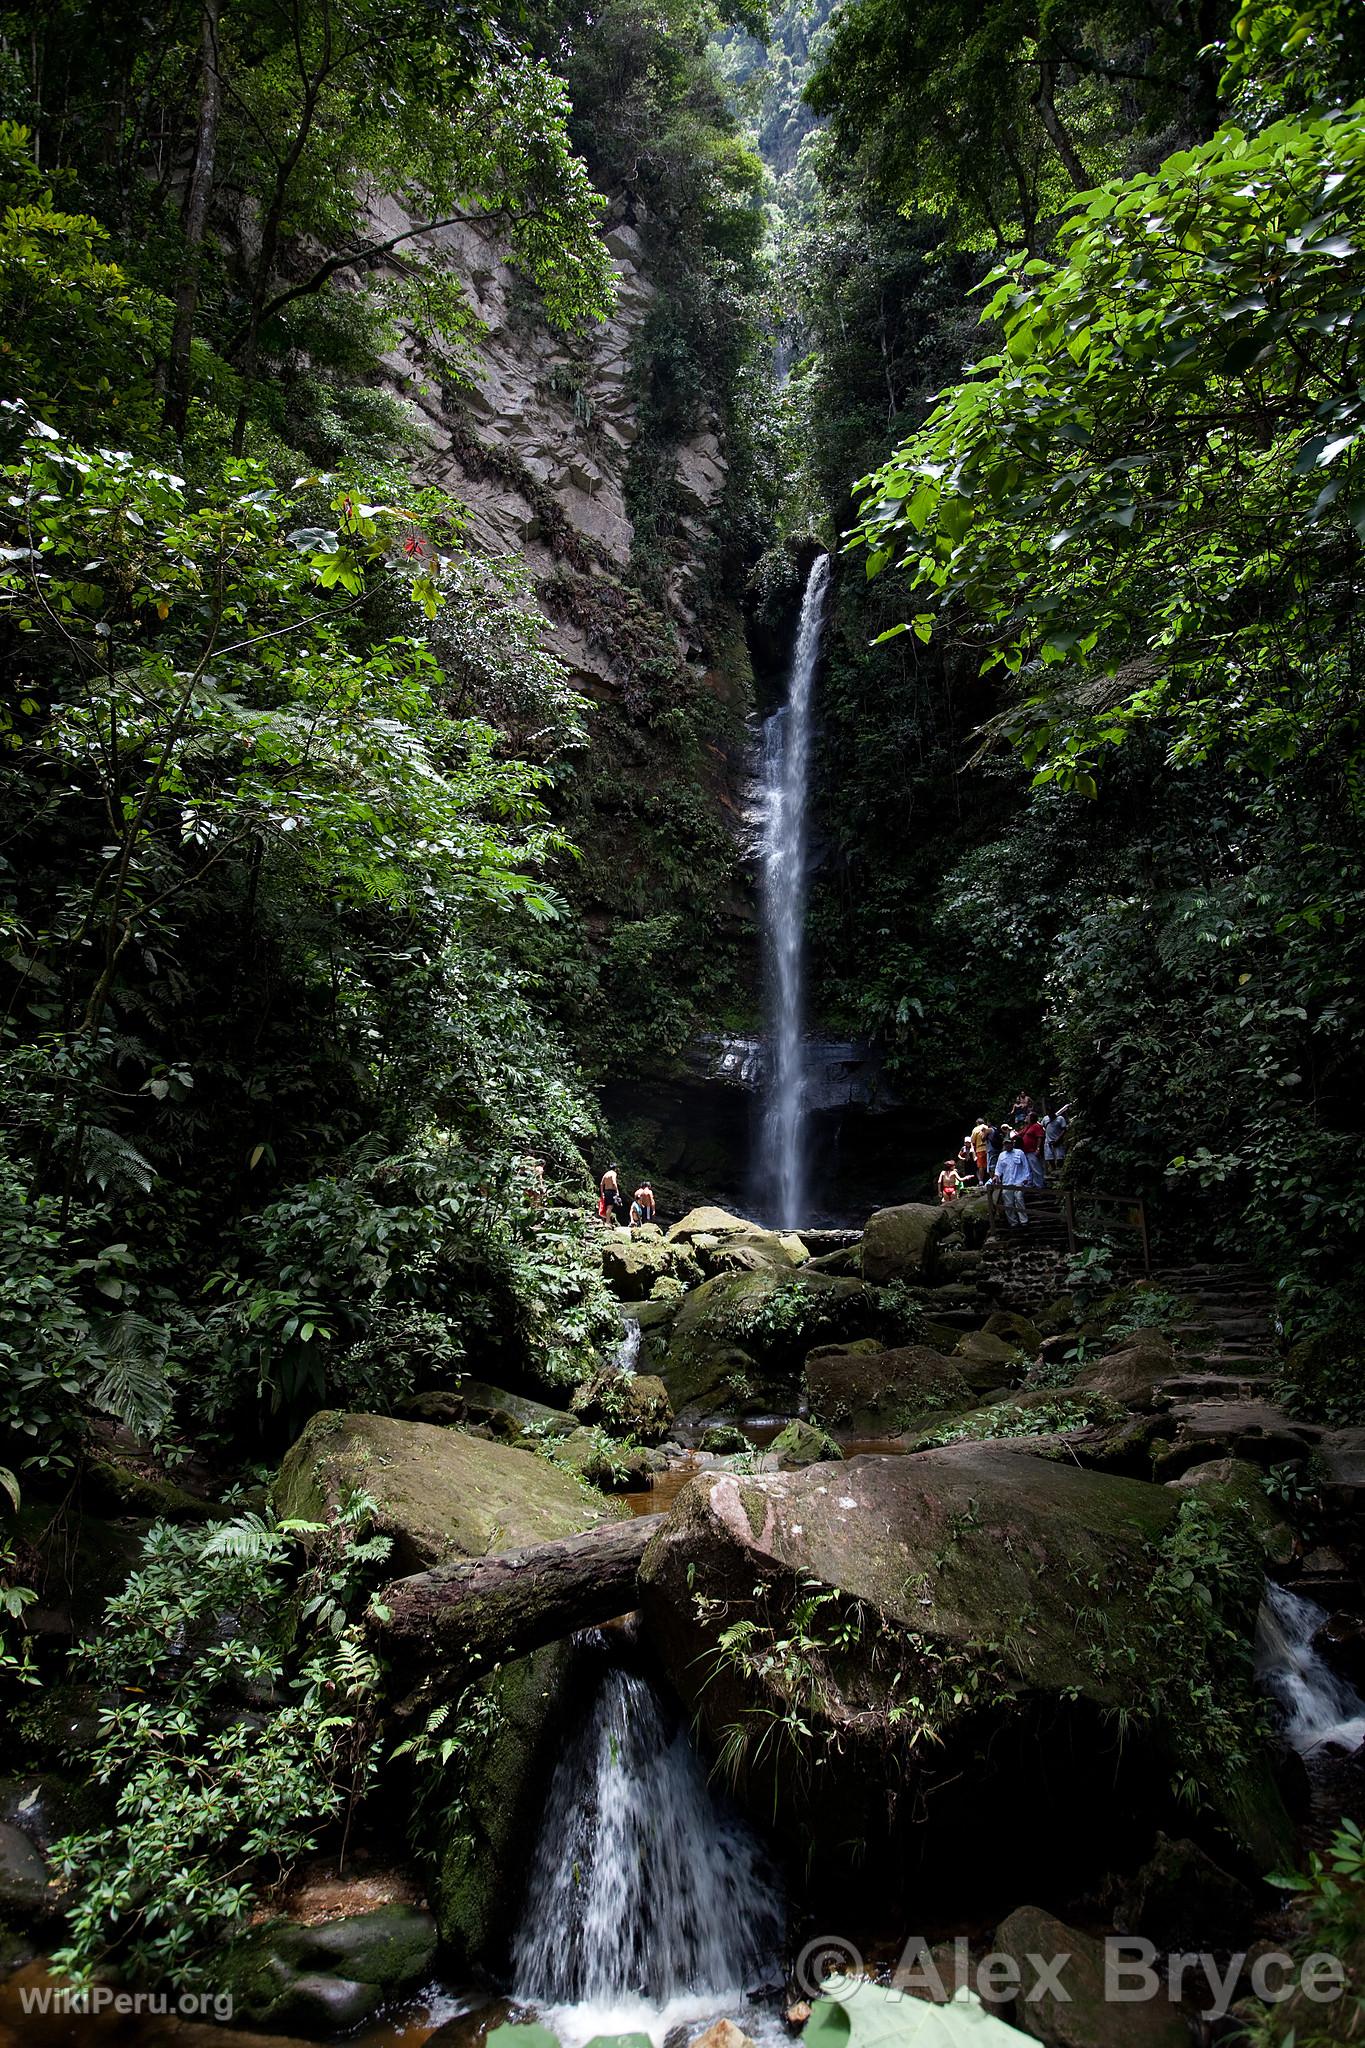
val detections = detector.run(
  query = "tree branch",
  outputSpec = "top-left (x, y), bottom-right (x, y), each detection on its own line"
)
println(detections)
top-left (221, 205), bottom-right (539, 357)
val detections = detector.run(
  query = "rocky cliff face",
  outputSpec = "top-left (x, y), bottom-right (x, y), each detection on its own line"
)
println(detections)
top-left (366, 195), bottom-right (735, 703)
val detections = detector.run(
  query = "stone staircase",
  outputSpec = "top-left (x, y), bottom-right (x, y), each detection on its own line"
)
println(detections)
top-left (1150, 1264), bottom-right (1365, 1527)
top-left (980, 1189), bottom-right (1082, 1310)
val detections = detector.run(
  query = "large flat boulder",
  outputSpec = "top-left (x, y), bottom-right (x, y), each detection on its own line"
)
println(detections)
top-left (640, 1444), bottom-right (1289, 1899)
top-left (805, 1343), bottom-right (973, 1438)
top-left (860, 1202), bottom-right (949, 1284)
top-left (665, 1205), bottom-right (808, 1279)
top-left (666, 1205), bottom-right (759, 1242)
top-left (273, 1412), bottom-right (613, 1573)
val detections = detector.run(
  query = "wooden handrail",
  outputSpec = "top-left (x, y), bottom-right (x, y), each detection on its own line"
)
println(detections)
top-left (985, 1184), bottom-right (1151, 1273)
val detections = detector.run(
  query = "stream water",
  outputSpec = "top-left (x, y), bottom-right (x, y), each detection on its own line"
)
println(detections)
top-left (511, 1660), bottom-right (784, 2048)
top-left (1256, 1582), bottom-right (1365, 1757)
top-left (755, 555), bottom-right (830, 1231)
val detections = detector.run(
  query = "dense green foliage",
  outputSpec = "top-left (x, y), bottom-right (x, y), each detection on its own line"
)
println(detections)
top-left (51, 1494), bottom-right (389, 1984)
top-left (0, 0), bottom-right (775, 1979)
top-left (766, 0), bottom-right (1365, 1358)
top-left (849, 69), bottom-right (1365, 1320)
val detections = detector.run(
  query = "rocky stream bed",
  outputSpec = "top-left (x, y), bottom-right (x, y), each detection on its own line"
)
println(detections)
top-left (3, 1193), bottom-right (1363, 2048)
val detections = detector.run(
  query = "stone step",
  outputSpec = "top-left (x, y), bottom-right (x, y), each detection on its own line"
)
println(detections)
top-left (1159, 1373), bottom-right (1277, 1396)
top-left (1162, 1261), bottom-right (1268, 1277)
top-left (1164, 1398), bottom-right (1322, 1443)
top-left (1318, 1430), bottom-right (1365, 1499)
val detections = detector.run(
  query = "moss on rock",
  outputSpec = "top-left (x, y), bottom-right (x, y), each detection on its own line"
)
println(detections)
top-left (272, 1412), bottom-right (613, 1573)
top-left (859, 1202), bottom-right (949, 1284)
top-left (805, 1343), bottom-right (973, 1438)
top-left (769, 1420), bottom-right (843, 1467)
top-left (432, 1641), bottom-right (572, 1970)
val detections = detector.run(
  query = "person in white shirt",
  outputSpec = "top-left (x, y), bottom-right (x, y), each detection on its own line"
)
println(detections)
top-left (992, 1134), bottom-right (1032, 1227)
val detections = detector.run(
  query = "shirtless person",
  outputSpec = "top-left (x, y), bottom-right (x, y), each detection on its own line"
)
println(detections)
top-left (633, 1183), bottom-right (656, 1224)
top-left (598, 1167), bottom-right (624, 1224)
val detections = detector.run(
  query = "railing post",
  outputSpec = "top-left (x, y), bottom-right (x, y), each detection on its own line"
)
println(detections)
top-left (1063, 1189), bottom-right (1076, 1256)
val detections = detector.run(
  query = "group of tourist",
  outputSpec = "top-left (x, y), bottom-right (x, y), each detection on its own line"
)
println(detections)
top-left (937, 1093), bottom-right (1071, 1228)
top-left (597, 1167), bottom-right (657, 1228)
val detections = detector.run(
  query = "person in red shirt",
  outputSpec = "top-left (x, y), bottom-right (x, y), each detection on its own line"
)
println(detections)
top-left (1018, 1116), bottom-right (1047, 1188)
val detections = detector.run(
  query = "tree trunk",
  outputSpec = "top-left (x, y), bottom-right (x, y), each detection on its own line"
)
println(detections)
top-left (1034, 59), bottom-right (1091, 192)
top-left (372, 1514), bottom-right (666, 1665)
top-left (163, 0), bottom-right (221, 442)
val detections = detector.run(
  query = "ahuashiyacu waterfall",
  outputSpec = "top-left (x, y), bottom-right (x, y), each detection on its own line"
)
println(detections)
top-left (756, 554), bottom-right (831, 1229)
top-left (511, 1661), bottom-right (783, 2048)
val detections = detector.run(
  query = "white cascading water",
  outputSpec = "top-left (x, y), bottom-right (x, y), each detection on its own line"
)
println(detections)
top-left (757, 554), bottom-right (831, 1230)
top-left (511, 1665), bottom-right (783, 2048)
top-left (1255, 1582), bottom-right (1365, 1757)
top-left (613, 1318), bottom-right (642, 1374)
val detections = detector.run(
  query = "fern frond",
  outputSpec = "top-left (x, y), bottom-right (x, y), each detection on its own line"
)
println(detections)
top-left (82, 1126), bottom-right (156, 1194)
top-left (91, 1314), bottom-right (172, 1436)
top-left (200, 1512), bottom-right (289, 1561)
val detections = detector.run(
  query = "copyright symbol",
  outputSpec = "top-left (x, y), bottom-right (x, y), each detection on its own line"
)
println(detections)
top-left (795, 1936), bottom-right (864, 1997)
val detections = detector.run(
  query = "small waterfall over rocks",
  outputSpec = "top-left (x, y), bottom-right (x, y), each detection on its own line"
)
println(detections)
top-left (1256, 1581), bottom-right (1365, 1757)
top-left (511, 1659), bottom-right (783, 2048)
top-left (756, 554), bottom-right (830, 1230)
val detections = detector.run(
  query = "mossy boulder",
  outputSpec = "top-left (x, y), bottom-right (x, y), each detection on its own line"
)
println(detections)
top-left (1165, 1456), bottom-right (1295, 1562)
top-left (571, 1364), bottom-right (673, 1445)
top-left (1037, 1294), bottom-right (1079, 1337)
top-left (983, 1311), bottom-right (1043, 1354)
top-left (805, 1344), bottom-right (973, 1438)
top-left (701, 1424), bottom-right (752, 1453)
top-left (769, 1420), bottom-right (843, 1467)
top-left (906, 1389), bottom-right (1129, 1451)
top-left (552, 1427), bottom-right (657, 1490)
top-left (601, 1234), bottom-right (702, 1302)
top-left (640, 1444), bottom-right (1285, 1898)
top-left (658, 1269), bottom-right (876, 1421)
top-left (664, 1207), bottom-right (809, 1280)
top-left (1117, 1832), bottom-right (1254, 1950)
top-left (433, 1641), bottom-right (572, 1969)
top-left (224, 1905), bottom-right (437, 2033)
top-left (402, 1381), bottom-right (577, 1440)
top-left (953, 1327), bottom-right (1029, 1393)
top-left (667, 1205), bottom-right (758, 1243)
top-left (859, 1202), bottom-right (949, 1284)
top-left (273, 1412), bottom-right (613, 1573)
top-left (83, 1456), bottom-right (225, 1524)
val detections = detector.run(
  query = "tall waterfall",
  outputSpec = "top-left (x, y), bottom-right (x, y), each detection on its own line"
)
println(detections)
top-left (757, 553), bottom-right (830, 1229)
top-left (511, 1664), bottom-right (782, 2048)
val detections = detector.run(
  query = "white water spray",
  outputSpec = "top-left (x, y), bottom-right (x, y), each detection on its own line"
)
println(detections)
top-left (757, 554), bottom-right (830, 1229)
top-left (1255, 1582), bottom-right (1365, 1757)
top-left (511, 1664), bottom-right (783, 2048)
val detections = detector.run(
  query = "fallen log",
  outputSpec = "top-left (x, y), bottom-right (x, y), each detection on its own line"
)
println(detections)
top-left (371, 1512), bottom-right (666, 1665)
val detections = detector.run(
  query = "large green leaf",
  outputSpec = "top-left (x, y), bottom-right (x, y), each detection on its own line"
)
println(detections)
top-left (806, 1978), bottom-right (1031, 2048)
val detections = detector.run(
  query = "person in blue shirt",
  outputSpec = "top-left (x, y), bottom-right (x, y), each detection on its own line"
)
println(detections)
top-left (991, 1133), bottom-right (1032, 1226)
